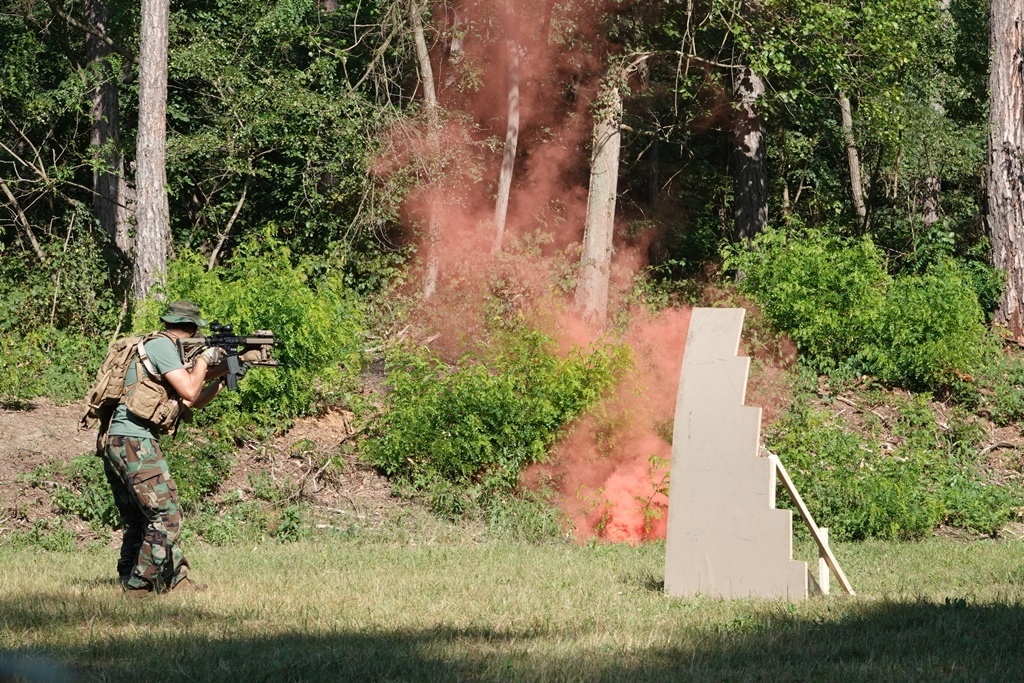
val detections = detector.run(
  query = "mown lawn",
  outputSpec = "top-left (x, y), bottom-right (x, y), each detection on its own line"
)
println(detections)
top-left (3, 537), bottom-right (1024, 682)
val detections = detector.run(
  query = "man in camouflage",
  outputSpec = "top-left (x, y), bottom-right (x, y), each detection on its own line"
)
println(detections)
top-left (103, 300), bottom-right (231, 596)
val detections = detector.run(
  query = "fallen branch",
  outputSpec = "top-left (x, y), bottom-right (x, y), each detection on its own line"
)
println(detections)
top-left (835, 395), bottom-right (892, 428)
top-left (0, 176), bottom-right (46, 261)
top-left (980, 441), bottom-right (1021, 457)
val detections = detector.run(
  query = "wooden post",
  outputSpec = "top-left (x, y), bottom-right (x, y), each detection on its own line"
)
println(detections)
top-left (770, 453), bottom-right (855, 596)
top-left (818, 527), bottom-right (830, 596)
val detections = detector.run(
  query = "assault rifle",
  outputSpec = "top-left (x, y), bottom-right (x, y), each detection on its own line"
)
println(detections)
top-left (182, 322), bottom-right (281, 390)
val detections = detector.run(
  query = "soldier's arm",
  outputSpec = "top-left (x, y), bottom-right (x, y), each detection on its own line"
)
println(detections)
top-left (189, 379), bottom-right (224, 410)
top-left (164, 359), bottom-right (213, 403)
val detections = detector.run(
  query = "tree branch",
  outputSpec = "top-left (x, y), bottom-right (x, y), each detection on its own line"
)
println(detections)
top-left (44, 0), bottom-right (139, 65)
top-left (207, 175), bottom-right (250, 271)
top-left (0, 176), bottom-right (47, 262)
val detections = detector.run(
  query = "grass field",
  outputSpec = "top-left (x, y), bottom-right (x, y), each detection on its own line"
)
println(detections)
top-left (3, 536), bottom-right (1024, 682)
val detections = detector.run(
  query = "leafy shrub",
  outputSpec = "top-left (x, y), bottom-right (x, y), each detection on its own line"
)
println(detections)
top-left (134, 231), bottom-right (366, 430)
top-left (0, 329), bottom-right (105, 404)
top-left (727, 229), bottom-right (996, 392)
top-left (862, 261), bottom-right (996, 389)
top-left (363, 329), bottom-right (630, 513)
top-left (724, 228), bottom-right (889, 368)
top-left (768, 400), bottom-right (1023, 540)
top-left (162, 432), bottom-right (235, 507)
top-left (50, 455), bottom-right (119, 529)
top-left (0, 226), bottom-right (122, 338)
top-left (967, 351), bottom-right (1024, 426)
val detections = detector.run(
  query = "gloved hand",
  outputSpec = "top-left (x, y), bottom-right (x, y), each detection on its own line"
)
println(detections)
top-left (239, 349), bottom-right (263, 364)
top-left (199, 346), bottom-right (227, 366)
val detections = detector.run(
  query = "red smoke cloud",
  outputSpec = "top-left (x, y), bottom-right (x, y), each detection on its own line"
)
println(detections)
top-left (377, 0), bottom-right (699, 543)
top-left (523, 307), bottom-right (691, 543)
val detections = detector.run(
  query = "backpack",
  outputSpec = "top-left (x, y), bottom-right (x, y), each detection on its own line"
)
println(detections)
top-left (79, 332), bottom-right (170, 433)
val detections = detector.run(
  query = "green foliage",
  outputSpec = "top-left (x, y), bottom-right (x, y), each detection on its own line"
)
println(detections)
top-left (49, 456), bottom-right (119, 530)
top-left (3, 519), bottom-right (77, 552)
top-left (272, 504), bottom-right (307, 542)
top-left (769, 397), bottom-right (1022, 540)
top-left (162, 432), bottom-right (235, 508)
top-left (863, 261), bottom-right (996, 388)
top-left (135, 232), bottom-right (365, 429)
top-left (968, 351), bottom-right (1024, 426)
top-left (363, 330), bottom-right (630, 514)
top-left (0, 222), bottom-right (121, 404)
top-left (727, 229), bottom-right (995, 391)
top-left (185, 499), bottom-right (271, 546)
top-left (167, 0), bottom-right (387, 256)
top-left (725, 229), bottom-right (889, 367)
top-left (0, 329), bottom-right (105, 404)
top-left (483, 491), bottom-right (567, 543)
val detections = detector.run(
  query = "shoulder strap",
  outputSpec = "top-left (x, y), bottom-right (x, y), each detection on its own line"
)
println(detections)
top-left (136, 332), bottom-right (176, 381)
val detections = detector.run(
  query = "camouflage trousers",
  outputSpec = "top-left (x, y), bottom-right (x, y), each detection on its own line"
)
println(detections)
top-left (103, 436), bottom-right (189, 591)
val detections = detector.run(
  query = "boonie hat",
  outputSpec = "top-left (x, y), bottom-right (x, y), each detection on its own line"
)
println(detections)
top-left (161, 300), bottom-right (207, 327)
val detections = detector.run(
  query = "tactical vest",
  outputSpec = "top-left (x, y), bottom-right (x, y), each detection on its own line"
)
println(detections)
top-left (81, 332), bottom-right (191, 435)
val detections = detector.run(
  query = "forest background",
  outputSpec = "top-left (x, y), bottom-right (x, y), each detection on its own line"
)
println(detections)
top-left (4, 0), bottom-right (1024, 547)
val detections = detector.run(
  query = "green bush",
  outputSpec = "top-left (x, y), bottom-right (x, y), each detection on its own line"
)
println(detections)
top-left (862, 261), bottom-right (996, 389)
top-left (727, 229), bottom-right (996, 392)
top-left (162, 432), bottom-right (235, 507)
top-left (768, 399), bottom-right (1023, 540)
top-left (0, 329), bottom-right (105, 404)
top-left (363, 329), bottom-right (630, 513)
top-left (50, 455), bottom-right (119, 529)
top-left (724, 228), bottom-right (889, 368)
top-left (969, 351), bottom-right (1024, 426)
top-left (134, 231), bottom-right (366, 429)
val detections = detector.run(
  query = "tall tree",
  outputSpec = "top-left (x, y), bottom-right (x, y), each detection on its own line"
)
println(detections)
top-left (410, 0), bottom-right (442, 300)
top-left (85, 0), bottom-right (132, 257)
top-left (839, 91), bottom-right (868, 226)
top-left (490, 1), bottom-right (520, 255)
top-left (133, 0), bottom-right (170, 301)
top-left (732, 64), bottom-right (767, 240)
top-left (574, 68), bottom-right (623, 324)
top-left (988, 0), bottom-right (1024, 335)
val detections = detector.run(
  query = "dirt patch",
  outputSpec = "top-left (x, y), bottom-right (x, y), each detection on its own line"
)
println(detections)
top-left (0, 396), bottom-right (413, 544)
top-left (218, 407), bottom-right (410, 530)
top-left (0, 399), bottom-right (94, 536)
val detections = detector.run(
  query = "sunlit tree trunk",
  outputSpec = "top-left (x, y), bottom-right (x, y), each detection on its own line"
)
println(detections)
top-left (410, 0), bottom-right (442, 300)
top-left (988, 0), bottom-right (1024, 335)
top-left (922, 176), bottom-right (941, 227)
top-left (732, 65), bottom-right (766, 241)
top-left (133, 0), bottom-right (170, 301)
top-left (839, 92), bottom-right (867, 226)
top-left (491, 5), bottom-right (519, 255)
top-left (574, 74), bottom-right (622, 325)
top-left (86, 0), bottom-right (132, 257)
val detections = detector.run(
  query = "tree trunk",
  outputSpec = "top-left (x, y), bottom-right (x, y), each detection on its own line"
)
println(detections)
top-left (410, 0), bottom-right (442, 300)
top-left (922, 176), bottom-right (941, 227)
top-left (491, 14), bottom-right (520, 255)
top-left (133, 0), bottom-right (170, 301)
top-left (839, 92), bottom-right (868, 226)
top-left (574, 75), bottom-right (622, 325)
top-left (988, 0), bottom-right (1024, 335)
top-left (732, 65), bottom-right (767, 241)
top-left (85, 0), bottom-right (132, 257)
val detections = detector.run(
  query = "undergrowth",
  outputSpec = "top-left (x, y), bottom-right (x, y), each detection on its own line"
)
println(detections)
top-left (362, 328), bottom-right (631, 519)
top-left (769, 367), bottom-right (1024, 540)
top-left (725, 228), bottom-right (996, 391)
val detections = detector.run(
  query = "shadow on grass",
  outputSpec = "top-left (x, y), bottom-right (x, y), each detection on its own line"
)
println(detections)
top-left (5, 593), bottom-right (1024, 682)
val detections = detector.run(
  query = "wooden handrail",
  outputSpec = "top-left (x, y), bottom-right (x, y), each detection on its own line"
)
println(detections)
top-left (768, 452), bottom-right (855, 596)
